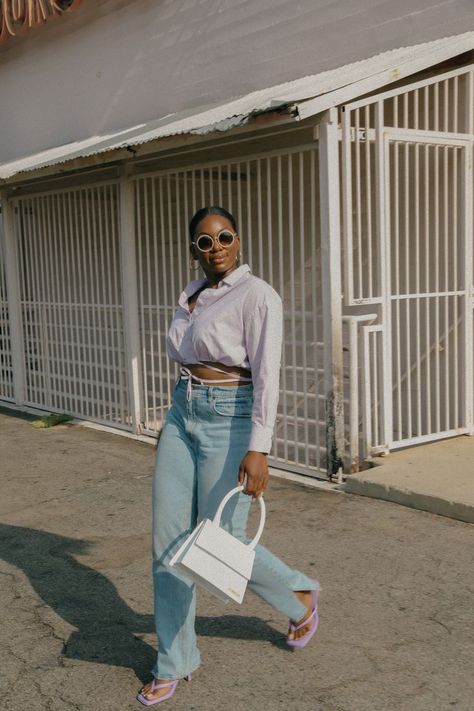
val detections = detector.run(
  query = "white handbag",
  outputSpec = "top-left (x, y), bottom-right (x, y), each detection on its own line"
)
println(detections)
top-left (169, 485), bottom-right (266, 604)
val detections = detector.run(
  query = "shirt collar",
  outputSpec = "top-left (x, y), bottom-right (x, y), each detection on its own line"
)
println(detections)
top-left (221, 263), bottom-right (251, 285)
top-left (179, 263), bottom-right (251, 308)
top-left (178, 278), bottom-right (206, 308)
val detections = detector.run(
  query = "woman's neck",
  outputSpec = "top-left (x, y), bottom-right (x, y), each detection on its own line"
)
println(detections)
top-left (204, 264), bottom-right (238, 288)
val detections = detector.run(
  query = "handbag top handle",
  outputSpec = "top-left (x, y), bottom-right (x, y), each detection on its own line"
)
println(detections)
top-left (213, 485), bottom-right (266, 551)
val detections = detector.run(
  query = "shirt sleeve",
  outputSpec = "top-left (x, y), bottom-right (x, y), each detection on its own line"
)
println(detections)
top-left (244, 291), bottom-right (283, 454)
top-left (165, 306), bottom-right (184, 364)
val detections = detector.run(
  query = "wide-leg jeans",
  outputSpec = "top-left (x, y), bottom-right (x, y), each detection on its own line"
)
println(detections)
top-left (151, 375), bottom-right (320, 680)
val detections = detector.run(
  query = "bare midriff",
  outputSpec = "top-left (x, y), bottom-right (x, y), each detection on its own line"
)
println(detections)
top-left (182, 361), bottom-right (252, 385)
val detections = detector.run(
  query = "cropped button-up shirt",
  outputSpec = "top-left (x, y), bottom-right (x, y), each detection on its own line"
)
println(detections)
top-left (166, 263), bottom-right (283, 454)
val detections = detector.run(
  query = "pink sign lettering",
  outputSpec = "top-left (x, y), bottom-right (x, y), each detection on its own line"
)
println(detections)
top-left (0, 0), bottom-right (81, 47)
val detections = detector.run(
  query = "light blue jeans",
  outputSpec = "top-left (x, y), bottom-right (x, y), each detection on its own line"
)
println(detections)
top-left (151, 374), bottom-right (320, 679)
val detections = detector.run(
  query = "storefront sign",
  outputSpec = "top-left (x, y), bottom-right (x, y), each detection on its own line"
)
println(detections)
top-left (0, 0), bottom-right (81, 46)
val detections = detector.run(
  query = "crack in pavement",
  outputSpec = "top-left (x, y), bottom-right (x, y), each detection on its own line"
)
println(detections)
top-left (427, 615), bottom-right (452, 634)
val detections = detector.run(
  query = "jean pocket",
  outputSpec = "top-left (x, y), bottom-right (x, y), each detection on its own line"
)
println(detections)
top-left (212, 396), bottom-right (253, 417)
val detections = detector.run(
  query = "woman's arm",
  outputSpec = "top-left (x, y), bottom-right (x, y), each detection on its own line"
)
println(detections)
top-left (239, 290), bottom-right (283, 497)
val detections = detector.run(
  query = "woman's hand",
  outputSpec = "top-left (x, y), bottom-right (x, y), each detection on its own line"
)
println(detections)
top-left (238, 451), bottom-right (269, 499)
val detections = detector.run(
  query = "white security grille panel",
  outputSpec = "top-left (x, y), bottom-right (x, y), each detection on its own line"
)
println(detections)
top-left (342, 105), bottom-right (379, 303)
top-left (134, 145), bottom-right (326, 475)
top-left (341, 65), bottom-right (474, 134)
top-left (384, 74), bottom-right (467, 133)
top-left (13, 185), bottom-right (131, 427)
top-left (0, 217), bottom-right (14, 401)
top-left (341, 64), bottom-right (474, 466)
top-left (386, 136), bottom-right (472, 446)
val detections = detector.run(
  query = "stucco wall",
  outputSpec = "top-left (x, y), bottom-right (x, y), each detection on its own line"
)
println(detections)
top-left (1, 0), bottom-right (473, 163)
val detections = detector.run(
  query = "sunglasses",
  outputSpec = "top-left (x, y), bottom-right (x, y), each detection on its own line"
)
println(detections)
top-left (191, 229), bottom-right (237, 253)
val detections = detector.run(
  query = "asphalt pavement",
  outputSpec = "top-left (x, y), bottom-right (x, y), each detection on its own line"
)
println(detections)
top-left (0, 407), bottom-right (472, 711)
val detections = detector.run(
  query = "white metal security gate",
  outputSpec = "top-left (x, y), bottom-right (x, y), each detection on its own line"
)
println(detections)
top-left (342, 64), bottom-right (474, 466)
top-left (384, 131), bottom-right (473, 447)
top-left (11, 185), bottom-right (132, 427)
top-left (133, 144), bottom-right (327, 476)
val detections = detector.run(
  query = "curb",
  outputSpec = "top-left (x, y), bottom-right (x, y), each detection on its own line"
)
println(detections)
top-left (344, 475), bottom-right (474, 524)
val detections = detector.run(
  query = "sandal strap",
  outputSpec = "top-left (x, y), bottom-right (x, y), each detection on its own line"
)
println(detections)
top-left (289, 606), bottom-right (317, 632)
top-left (150, 679), bottom-right (178, 692)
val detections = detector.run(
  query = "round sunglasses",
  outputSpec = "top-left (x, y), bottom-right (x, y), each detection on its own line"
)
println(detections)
top-left (191, 229), bottom-right (237, 253)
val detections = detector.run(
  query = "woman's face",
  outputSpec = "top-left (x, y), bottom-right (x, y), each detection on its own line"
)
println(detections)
top-left (190, 214), bottom-right (241, 278)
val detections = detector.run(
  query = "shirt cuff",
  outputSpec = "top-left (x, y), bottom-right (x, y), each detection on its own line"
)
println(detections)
top-left (248, 422), bottom-right (273, 454)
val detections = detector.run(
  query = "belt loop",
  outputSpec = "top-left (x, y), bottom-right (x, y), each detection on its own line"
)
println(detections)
top-left (187, 377), bottom-right (192, 401)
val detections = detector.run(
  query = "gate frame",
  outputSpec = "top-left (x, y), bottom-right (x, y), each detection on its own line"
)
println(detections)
top-left (119, 167), bottom-right (143, 435)
top-left (0, 191), bottom-right (25, 405)
top-left (382, 128), bottom-right (474, 449)
top-left (319, 108), bottom-right (345, 479)
top-left (341, 64), bottom-right (474, 468)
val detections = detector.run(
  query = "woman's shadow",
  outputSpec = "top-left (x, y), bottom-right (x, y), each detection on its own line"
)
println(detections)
top-left (0, 524), bottom-right (286, 682)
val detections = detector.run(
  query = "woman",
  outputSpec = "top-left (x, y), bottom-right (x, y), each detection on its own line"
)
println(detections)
top-left (137, 206), bottom-right (321, 706)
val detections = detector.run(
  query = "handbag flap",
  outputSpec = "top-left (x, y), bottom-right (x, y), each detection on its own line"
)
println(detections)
top-left (193, 519), bottom-right (255, 578)
top-left (169, 519), bottom-right (206, 568)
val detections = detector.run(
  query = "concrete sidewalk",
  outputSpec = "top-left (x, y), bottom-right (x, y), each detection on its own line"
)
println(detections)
top-left (0, 407), bottom-right (473, 711)
top-left (344, 436), bottom-right (474, 524)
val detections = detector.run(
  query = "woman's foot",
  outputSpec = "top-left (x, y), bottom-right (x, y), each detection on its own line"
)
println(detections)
top-left (138, 678), bottom-right (178, 704)
top-left (287, 589), bottom-right (316, 642)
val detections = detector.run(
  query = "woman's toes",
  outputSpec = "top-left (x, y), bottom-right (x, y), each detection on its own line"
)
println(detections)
top-left (140, 683), bottom-right (157, 700)
top-left (297, 621), bottom-right (310, 638)
top-left (288, 614), bottom-right (311, 640)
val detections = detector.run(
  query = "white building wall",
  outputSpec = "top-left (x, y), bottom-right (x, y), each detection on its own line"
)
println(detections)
top-left (1, 0), bottom-right (474, 163)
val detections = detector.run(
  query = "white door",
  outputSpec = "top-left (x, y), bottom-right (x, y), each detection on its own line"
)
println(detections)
top-left (383, 131), bottom-right (473, 448)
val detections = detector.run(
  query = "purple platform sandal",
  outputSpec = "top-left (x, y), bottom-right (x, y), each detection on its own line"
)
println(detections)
top-left (286, 583), bottom-right (321, 649)
top-left (136, 674), bottom-right (192, 706)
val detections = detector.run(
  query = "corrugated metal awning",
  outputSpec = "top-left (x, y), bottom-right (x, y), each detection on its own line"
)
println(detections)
top-left (1, 30), bottom-right (473, 183)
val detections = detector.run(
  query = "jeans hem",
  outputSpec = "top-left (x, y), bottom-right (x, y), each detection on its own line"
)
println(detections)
top-left (289, 579), bottom-right (321, 592)
top-left (150, 661), bottom-right (201, 681)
